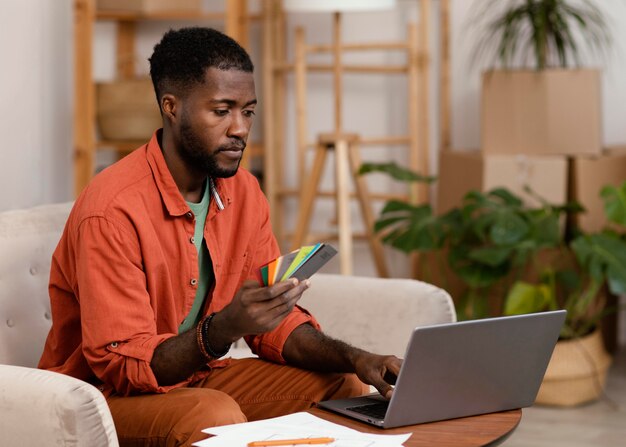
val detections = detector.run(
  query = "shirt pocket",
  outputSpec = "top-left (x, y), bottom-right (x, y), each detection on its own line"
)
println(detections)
top-left (225, 250), bottom-right (251, 275)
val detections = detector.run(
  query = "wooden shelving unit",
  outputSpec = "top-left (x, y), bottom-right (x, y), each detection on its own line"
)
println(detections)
top-left (72, 0), bottom-right (252, 196)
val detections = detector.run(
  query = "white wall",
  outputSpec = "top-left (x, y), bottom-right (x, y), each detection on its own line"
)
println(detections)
top-left (1, 0), bottom-right (625, 277)
top-left (0, 0), bottom-right (73, 212)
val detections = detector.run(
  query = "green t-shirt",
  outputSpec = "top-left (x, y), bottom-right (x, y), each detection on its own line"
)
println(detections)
top-left (179, 181), bottom-right (214, 333)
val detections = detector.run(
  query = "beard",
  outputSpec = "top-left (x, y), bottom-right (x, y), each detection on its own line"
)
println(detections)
top-left (178, 113), bottom-right (245, 179)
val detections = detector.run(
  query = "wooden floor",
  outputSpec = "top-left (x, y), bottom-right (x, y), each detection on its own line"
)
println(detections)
top-left (505, 349), bottom-right (626, 446)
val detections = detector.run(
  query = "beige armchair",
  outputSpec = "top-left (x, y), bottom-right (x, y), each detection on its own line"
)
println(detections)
top-left (0, 202), bottom-right (119, 447)
top-left (0, 202), bottom-right (456, 446)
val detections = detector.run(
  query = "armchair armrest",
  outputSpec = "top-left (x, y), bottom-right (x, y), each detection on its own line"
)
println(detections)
top-left (0, 364), bottom-right (118, 447)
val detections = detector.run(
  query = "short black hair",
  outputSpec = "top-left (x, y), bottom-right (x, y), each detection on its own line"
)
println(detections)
top-left (149, 27), bottom-right (253, 103)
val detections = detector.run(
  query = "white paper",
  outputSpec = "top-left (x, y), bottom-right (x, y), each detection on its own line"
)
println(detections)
top-left (193, 412), bottom-right (410, 447)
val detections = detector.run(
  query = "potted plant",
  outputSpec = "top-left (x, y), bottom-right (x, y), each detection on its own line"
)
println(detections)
top-left (470, 0), bottom-right (611, 156)
top-left (360, 163), bottom-right (626, 405)
top-left (359, 162), bottom-right (570, 319)
top-left (503, 181), bottom-right (626, 406)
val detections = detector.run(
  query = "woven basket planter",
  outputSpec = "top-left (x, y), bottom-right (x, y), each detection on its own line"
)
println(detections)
top-left (535, 329), bottom-right (612, 407)
top-left (96, 78), bottom-right (162, 141)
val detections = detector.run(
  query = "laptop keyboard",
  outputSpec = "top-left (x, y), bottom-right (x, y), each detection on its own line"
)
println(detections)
top-left (346, 401), bottom-right (389, 420)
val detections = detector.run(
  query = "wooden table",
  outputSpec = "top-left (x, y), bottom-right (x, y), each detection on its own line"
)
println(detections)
top-left (308, 407), bottom-right (522, 447)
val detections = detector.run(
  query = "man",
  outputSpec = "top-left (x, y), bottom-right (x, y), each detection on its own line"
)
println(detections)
top-left (39, 27), bottom-right (401, 446)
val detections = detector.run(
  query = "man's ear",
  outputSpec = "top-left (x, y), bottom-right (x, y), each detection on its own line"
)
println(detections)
top-left (161, 94), bottom-right (178, 123)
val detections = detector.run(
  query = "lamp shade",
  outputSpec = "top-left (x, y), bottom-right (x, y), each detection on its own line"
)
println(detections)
top-left (283, 0), bottom-right (396, 13)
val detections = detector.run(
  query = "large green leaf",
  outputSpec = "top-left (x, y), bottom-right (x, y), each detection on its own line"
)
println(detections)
top-left (468, 245), bottom-right (513, 267)
top-left (591, 234), bottom-right (626, 295)
top-left (601, 182), bottom-right (626, 227)
top-left (504, 281), bottom-right (552, 315)
top-left (572, 232), bottom-right (626, 296)
top-left (449, 246), bottom-right (510, 288)
top-left (374, 202), bottom-right (445, 252)
top-left (358, 162), bottom-right (435, 184)
top-left (489, 211), bottom-right (529, 245)
top-left (526, 210), bottom-right (562, 246)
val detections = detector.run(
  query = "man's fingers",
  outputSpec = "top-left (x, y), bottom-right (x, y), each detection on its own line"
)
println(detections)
top-left (370, 376), bottom-right (394, 400)
top-left (232, 277), bottom-right (311, 333)
top-left (386, 357), bottom-right (402, 376)
top-left (241, 279), bottom-right (299, 305)
top-left (279, 279), bottom-right (310, 302)
top-left (381, 356), bottom-right (402, 385)
top-left (268, 280), bottom-right (310, 315)
top-left (383, 369), bottom-right (397, 385)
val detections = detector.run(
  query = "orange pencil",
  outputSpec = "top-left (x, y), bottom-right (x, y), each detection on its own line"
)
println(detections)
top-left (247, 437), bottom-right (335, 446)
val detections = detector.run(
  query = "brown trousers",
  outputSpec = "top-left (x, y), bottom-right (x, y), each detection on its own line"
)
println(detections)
top-left (107, 358), bottom-right (369, 447)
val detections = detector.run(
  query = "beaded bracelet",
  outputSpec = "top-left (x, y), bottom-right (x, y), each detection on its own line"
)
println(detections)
top-left (196, 316), bottom-right (212, 361)
top-left (199, 312), bottom-right (231, 359)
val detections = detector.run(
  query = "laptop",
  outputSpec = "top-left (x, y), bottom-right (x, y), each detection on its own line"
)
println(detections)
top-left (317, 310), bottom-right (566, 428)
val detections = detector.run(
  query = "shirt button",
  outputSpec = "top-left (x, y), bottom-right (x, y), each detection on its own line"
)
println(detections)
top-left (186, 212), bottom-right (193, 219)
top-left (190, 278), bottom-right (198, 286)
top-left (190, 236), bottom-right (195, 244)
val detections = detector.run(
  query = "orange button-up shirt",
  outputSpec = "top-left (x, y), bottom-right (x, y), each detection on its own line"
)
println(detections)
top-left (39, 131), bottom-right (319, 397)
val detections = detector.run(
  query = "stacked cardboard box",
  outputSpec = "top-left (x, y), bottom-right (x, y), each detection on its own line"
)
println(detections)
top-left (437, 151), bottom-right (568, 213)
top-left (437, 68), bottom-right (615, 233)
top-left (569, 147), bottom-right (626, 233)
top-left (481, 70), bottom-right (602, 156)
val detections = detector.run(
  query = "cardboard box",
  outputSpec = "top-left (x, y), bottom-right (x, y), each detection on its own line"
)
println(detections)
top-left (97, 0), bottom-right (200, 13)
top-left (482, 69), bottom-right (601, 156)
top-left (570, 147), bottom-right (626, 233)
top-left (437, 150), bottom-right (568, 214)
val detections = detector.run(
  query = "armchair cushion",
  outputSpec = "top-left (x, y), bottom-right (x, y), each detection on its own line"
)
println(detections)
top-left (0, 202), bottom-right (73, 367)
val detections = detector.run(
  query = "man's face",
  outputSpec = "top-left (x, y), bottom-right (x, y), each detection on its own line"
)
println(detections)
top-left (177, 67), bottom-right (256, 178)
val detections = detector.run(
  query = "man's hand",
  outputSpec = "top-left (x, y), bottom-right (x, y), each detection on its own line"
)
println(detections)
top-left (283, 324), bottom-right (402, 400)
top-left (211, 278), bottom-right (310, 346)
top-left (151, 278), bottom-right (308, 386)
top-left (352, 352), bottom-right (402, 400)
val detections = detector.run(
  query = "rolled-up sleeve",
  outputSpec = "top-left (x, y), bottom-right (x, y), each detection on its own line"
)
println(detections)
top-left (245, 306), bottom-right (321, 363)
top-left (76, 216), bottom-right (182, 396)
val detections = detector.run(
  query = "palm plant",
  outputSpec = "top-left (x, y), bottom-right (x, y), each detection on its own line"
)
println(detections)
top-left (471, 0), bottom-right (610, 70)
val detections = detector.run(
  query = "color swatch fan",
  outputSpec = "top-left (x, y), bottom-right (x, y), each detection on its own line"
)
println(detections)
top-left (258, 244), bottom-right (337, 286)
